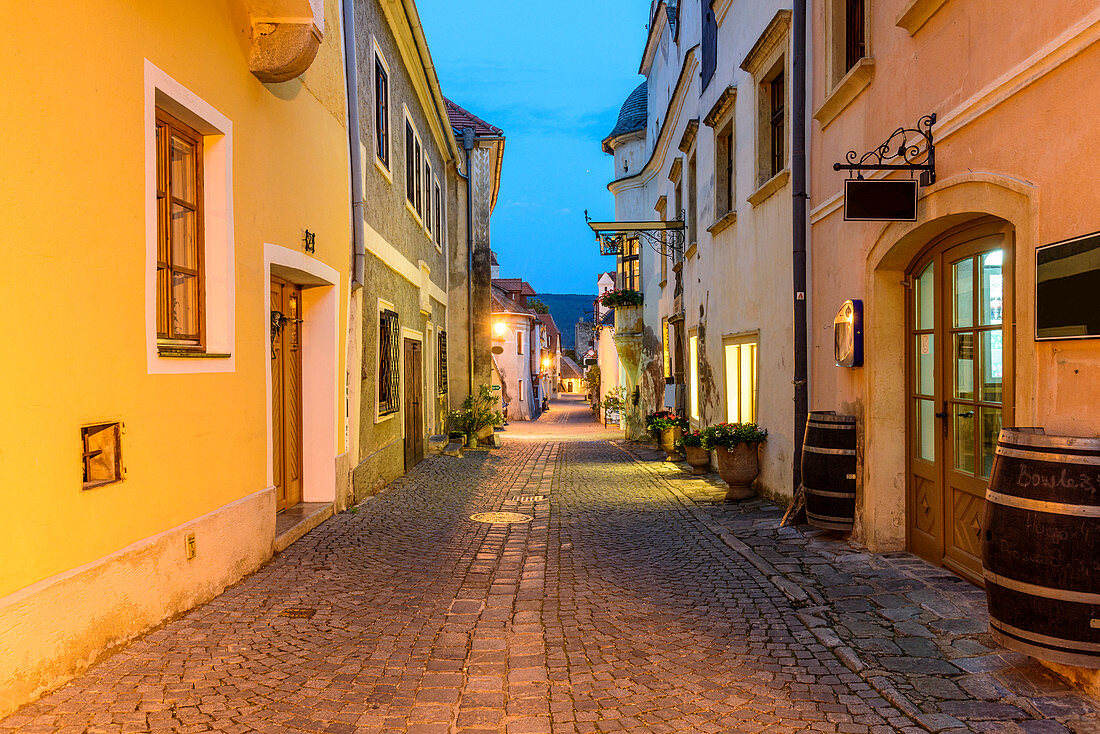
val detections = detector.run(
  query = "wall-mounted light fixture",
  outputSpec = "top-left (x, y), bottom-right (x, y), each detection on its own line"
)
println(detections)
top-left (834, 299), bottom-right (863, 368)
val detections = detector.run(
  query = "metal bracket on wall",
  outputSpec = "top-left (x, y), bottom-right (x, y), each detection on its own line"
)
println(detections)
top-left (584, 210), bottom-right (687, 256)
top-left (833, 113), bottom-right (937, 186)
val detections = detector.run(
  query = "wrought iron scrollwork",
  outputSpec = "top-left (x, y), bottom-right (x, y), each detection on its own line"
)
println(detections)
top-left (585, 210), bottom-right (687, 257)
top-left (833, 113), bottom-right (937, 186)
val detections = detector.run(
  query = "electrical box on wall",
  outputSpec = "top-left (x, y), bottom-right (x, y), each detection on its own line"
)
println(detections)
top-left (834, 299), bottom-right (863, 368)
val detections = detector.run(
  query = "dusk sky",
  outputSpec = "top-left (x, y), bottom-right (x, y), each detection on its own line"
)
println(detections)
top-left (416, 1), bottom-right (649, 295)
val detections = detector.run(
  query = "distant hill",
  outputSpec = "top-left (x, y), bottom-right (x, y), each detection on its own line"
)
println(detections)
top-left (535, 293), bottom-right (597, 350)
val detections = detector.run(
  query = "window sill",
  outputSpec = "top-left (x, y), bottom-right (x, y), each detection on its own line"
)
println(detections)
top-left (814, 58), bottom-right (874, 129)
top-left (707, 210), bottom-right (738, 235)
top-left (157, 347), bottom-right (231, 359)
top-left (684, 242), bottom-right (698, 260)
top-left (374, 155), bottom-right (393, 184)
top-left (405, 200), bottom-right (424, 226)
top-left (672, 260), bottom-right (684, 274)
top-left (747, 168), bottom-right (790, 208)
top-left (896, 0), bottom-right (950, 34)
top-left (375, 410), bottom-right (397, 425)
top-left (659, 279), bottom-right (668, 289)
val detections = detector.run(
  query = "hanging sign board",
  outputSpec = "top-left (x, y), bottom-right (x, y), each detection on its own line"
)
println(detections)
top-left (1036, 231), bottom-right (1100, 340)
top-left (491, 346), bottom-right (504, 355)
top-left (844, 179), bottom-right (918, 222)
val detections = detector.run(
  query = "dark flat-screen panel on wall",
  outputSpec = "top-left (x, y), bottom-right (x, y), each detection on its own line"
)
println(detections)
top-left (1036, 231), bottom-right (1100, 340)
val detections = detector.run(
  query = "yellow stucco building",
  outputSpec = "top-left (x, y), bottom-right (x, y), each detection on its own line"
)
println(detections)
top-left (0, 0), bottom-right (352, 715)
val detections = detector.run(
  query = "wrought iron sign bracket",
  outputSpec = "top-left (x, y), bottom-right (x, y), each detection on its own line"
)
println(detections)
top-left (585, 210), bottom-right (687, 257)
top-left (833, 113), bottom-right (937, 186)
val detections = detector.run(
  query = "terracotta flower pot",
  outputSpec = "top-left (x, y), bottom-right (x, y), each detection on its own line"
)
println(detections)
top-left (659, 427), bottom-right (682, 460)
top-left (715, 443), bottom-right (761, 500)
top-left (684, 445), bottom-right (710, 475)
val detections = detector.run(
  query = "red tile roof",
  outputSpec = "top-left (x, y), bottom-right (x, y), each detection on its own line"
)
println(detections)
top-left (492, 278), bottom-right (537, 296)
top-left (536, 313), bottom-right (560, 337)
top-left (445, 98), bottom-right (503, 137)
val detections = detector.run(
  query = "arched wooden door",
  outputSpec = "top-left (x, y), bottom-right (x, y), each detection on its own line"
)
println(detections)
top-left (907, 220), bottom-right (1014, 583)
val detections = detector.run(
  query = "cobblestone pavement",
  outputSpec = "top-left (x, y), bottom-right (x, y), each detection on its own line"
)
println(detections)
top-left (4, 395), bottom-right (1098, 733)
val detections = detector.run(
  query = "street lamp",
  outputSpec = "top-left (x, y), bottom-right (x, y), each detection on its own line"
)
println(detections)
top-left (493, 321), bottom-right (507, 338)
top-left (541, 356), bottom-right (552, 370)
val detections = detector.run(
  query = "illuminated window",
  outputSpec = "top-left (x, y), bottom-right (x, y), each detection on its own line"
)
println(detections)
top-left (662, 318), bottom-right (672, 381)
top-left (689, 334), bottom-right (700, 420)
top-left (724, 337), bottom-right (758, 423)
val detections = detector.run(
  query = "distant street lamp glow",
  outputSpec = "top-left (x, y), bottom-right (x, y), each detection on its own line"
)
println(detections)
top-left (493, 321), bottom-right (507, 337)
top-left (541, 356), bottom-right (552, 370)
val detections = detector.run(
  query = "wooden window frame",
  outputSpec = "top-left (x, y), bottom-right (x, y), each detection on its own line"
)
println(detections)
top-left (844, 0), bottom-right (867, 73)
top-left (414, 139), bottom-right (423, 217)
top-left (379, 309), bottom-right (401, 416)
top-left (424, 160), bottom-right (433, 235)
top-left (438, 330), bottom-right (448, 395)
top-left (81, 421), bottom-right (124, 490)
top-left (768, 70), bottom-right (785, 179)
top-left (375, 57), bottom-right (390, 169)
top-left (156, 108), bottom-right (205, 349)
top-left (618, 237), bottom-right (640, 292)
top-left (723, 335), bottom-right (759, 424)
top-left (433, 181), bottom-right (442, 248)
top-left (405, 121), bottom-right (415, 206)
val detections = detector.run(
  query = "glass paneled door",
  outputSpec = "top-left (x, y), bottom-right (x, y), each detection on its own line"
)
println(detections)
top-left (908, 224), bottom-right (1012, 584)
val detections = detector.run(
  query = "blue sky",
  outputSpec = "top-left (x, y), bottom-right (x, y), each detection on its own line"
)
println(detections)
top-left (416, 1), bottom-right (649, 295)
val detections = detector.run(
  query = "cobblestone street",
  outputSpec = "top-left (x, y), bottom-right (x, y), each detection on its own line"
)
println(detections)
top-left (4, 396), bottom-right (1098, 734)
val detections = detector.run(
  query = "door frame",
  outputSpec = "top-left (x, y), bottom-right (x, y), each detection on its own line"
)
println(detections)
top-left (264, 243), bottom-right (340, 507)
top-left (401, 328), bottom-right (426, 469)
top-left (271, 276), bottom-right (304, 512)
top-left (904, 217), bottom-right (1015, 583)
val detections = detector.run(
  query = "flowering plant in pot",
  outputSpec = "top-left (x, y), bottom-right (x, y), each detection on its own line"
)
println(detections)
top-left (702, 422), bottom-right (768, 500)
top-left (597, 289), bottom-right (644, 308)
top-left (646, 410), bottom-right (689, 460)
top-left (675, 429), bottom-right (710, 475)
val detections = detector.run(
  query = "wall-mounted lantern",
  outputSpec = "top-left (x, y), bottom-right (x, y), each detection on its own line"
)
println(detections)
top-left (834, 299), bottom-right (863, 368)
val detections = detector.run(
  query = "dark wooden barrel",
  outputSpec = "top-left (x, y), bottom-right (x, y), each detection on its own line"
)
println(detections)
top-left (983, 427), bottom-right (1100, 668)
top-left (802, 411), bottom-right (857, 532)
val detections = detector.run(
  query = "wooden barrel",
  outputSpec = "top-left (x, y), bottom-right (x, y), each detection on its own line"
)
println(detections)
top-left (983, 427), bottom-right (1100, 668)
top-left (802, 411), bottom-right (857, 531)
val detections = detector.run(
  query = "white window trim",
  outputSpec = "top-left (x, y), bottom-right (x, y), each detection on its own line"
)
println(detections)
top-left (404, 107), bottom-right (424, 225)
top-left (375, 297), bottom-right (397, 424)
top-left (372, 38), bottom-right (393, 183)
top-left (144, 59), bottom-right (235, 375)
top-left (689, 332), bottom-right (700, 422)
top-left (432, 175), bottom-right (443, 253)
top-left (400, 327), bottom-right (425, 441)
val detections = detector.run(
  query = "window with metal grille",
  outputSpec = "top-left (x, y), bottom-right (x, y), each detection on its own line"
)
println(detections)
top-left (433, 182), bottom-right (442, 248)
top-left (378, 309), bottom-right (400, 415)
top-left (375, 58), bottom-right (389, 168)
top-left (845, 0), bottom-right (866, 73)
top-left (438, 330), bottom-right (448, 395)
top-left (769, 70), bottom-right (785, 177)
top-left (414, 139), bottom-right (422, 216)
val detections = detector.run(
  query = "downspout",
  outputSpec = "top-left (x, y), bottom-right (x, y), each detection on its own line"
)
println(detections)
top-left (792, 0), bottom-right (809, 494)
top-left (342, 0), bottom-right (365, 288)
top-left (461, 128), bottom-right (476, 396)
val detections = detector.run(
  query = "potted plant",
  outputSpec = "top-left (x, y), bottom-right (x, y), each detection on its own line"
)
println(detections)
top-left (702, 422), bottom-right (768, 500)
top-left (599, 289), bottom-right (644, 334)
top-left (446, 385), bottom-right (503, 448)
top-left (602, 386), bottom-right (626, 426)
top-left (646, 410), bottom-right (689, 460)
top-left (675, 430), bottom-right (710, 474)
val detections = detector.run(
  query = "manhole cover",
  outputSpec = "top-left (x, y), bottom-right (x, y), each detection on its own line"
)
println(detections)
top-left (278, 608), bottom-right (317, 619)
top-left (470, 512), bottom-right (533, 524)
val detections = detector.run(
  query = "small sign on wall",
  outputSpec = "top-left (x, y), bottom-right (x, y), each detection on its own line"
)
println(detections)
top-left (1036, 231), bottom-right (1100, 340)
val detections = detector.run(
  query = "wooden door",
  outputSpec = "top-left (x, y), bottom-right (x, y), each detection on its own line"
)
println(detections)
top-left (907, 222), bottom-right (1013, 583)
top-left (271, 278), bottom-right (303, 512)
top-left (404, 338), bottom-right (424, 470)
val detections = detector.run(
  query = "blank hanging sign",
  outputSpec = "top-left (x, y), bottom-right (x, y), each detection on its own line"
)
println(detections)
top-left (844, 179), bottom-right (918, 222)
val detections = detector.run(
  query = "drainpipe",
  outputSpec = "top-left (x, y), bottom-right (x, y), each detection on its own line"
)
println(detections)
top-left (461, 127), bottom-right (476, 396)
top-left (792, 0), bottom-right (809, 494)
top-left (342, 0), bottom-right (365, 288)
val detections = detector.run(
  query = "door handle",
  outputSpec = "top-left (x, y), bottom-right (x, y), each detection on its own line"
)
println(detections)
top-left (958, 410), bottom-right (974, 418)
top-left (934, 411), bottom-right (948, 419)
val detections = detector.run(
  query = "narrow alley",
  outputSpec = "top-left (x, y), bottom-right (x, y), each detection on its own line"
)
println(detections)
top-left (3, 397), bottom-right (1096, 734)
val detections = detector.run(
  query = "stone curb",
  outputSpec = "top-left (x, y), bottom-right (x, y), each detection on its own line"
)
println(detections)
top-left (612, 441), bottom-right (936, 732)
